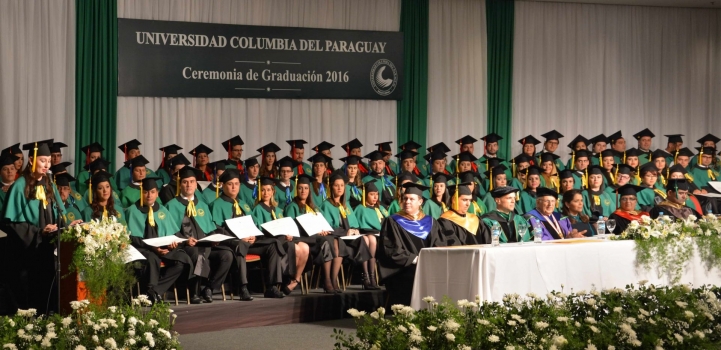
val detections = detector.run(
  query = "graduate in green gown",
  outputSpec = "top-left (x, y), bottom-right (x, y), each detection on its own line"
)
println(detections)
top-left (189, 144), bottom-right (215, 182)
top-left (159, 154), bottom-right (206, 205)
top-left (535, 130), bottom-right (566, 171)
top-left (426, 142), bottom-right (453, 174)
top-left (80, 171), bottom-right (127, 225)
top-left (340, 139), bottom-right (370, 177)
top-left (114, 139), bottom-right (158, 191)
top-left (588, 134), bottom-right (609, 167)
top-left (54, 173), bottom-right (83, 223)
top-left (125, 177), bottom-right (193, 304)
top-left (518, 134), bottom-right (541, 167)
top-left (557, 169), bottom-right (576, 212)
top-left (254, 176), bottom-right (309, 298)
top-left (454, 171), bottom-right (488, 217)
top-left (155, 144), bottom-right (183, 187)
top-left (257, 142), bottom-right (281, 180)
top-left (661, 134), bottom-right (684, 169)
top-left (482, 164), bottom-right (509, 213)
top-left (274, 156), bottom-right (296, 210)
top-left (623, 148), bottom-right (643, 185)
top-left (599, 150), bottom-right (618, 188)
top-left (425, 148), bottom-right (452, 179)
top-left (0, 154), bottom-right (19, 214)
top-left (308, 153), bottom-right (332, 207)
top-left (633, 128), bottom-right (656, 166)
top-left (202, 160), bottom-right (230, 204)
top-left (422, 172), bottom-right (450, 219)
top-left (569, 150), bottom-right (591, 190)
top-left (286, 140), bottom-right (313, 176)
top-left (119, 156), bottom-right (160, 208)
top-left (398, 140), bottom-right (429, 177)
top-left (649, 149), bottom-right (670, 190)
top-left (1, 143), bottom-right (24, 181)
top-left (582, 166), bottom-right (616, 218)
top-left (636, 163), bottom-right (667, 212)
top-left (478, 133), bottom-right (508, 175)
top-left (239, 155), bottom-right (261, 205)
top-left (76, 142), bottom-right (104, 195)
top-left (311, 141), bottom-right (336, 174)
top-left (608, 131), bottom-right (627, 165)
top-left (361, 151), bottom-right (396, 208)
top-left (221, 135), bottom-right (246, 174)
top-left (479, 186), bottom-right (531, 243)
top-left (565, 135), bottom-right (590, 170)
top-left (667, 164), bottom-right (704, 215)
top-left (50, 162), bottom-right (86, 213)
top-left (448, 135), bottom-right (482, 174)
top-left (343, 155), bottom-right (366, 208)
top-left (351, 181), bottom-right (384, 290)
top-left (375, 141), bottom-right (397, 176)
top-left (2, 140), bottom-right (80, 314)
top-left (509, 154), bottom-right (532, 191)
top-left (79, 158), bottom-right (121, 209)
top-left (674, 147), bottom-right (695, 170)
top-left (538, 153), bottom-right (561, 191)
top-left (604, 164), bottom-right (639, 211)
top-left (689, 147), bottom-right (720, 192)
top-left (690, 134), bottom-right (721, 170)
top-left (516, 166), bottom-right (542, 215)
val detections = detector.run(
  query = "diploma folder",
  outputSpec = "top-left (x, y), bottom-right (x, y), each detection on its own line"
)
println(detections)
top-left (261, 217), bottom-right (300, 237)
top-left (294, 213), bottom-right (334, 236)
top-left (224, 216), bottom-right (264, 239)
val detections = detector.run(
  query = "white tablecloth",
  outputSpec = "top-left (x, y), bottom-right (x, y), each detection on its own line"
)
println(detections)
top-left (410, 238), bottom-right (721, 310)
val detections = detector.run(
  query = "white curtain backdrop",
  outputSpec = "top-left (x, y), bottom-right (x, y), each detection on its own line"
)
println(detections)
top-left (427, 0), bottom-right (487, 150)
top-left (512, 1), bottom-right (721, 160)
top-left (117, 0), bottom-right (400, 169)
top-left (0, 0), bottom-right (75, 166)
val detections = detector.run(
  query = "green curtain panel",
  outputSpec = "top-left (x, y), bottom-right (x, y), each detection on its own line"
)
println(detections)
top-left (75, 0), bottom-right (118, 177)
top-left (486, 0), bottom-right (514, 160)
top-left (397, 0), bottom-right (429, 155)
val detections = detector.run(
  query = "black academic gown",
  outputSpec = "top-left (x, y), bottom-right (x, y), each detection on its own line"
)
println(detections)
top-left (377, 213), bottom-right (446, 306)
top-left (364, 172), bottom-right (396, 207)
top-left (290, 204), bottom-right (341, 265)
top-left (437, 211), bottom-right (490, 246)
top-left (648, 203), bottom-right (696, 222)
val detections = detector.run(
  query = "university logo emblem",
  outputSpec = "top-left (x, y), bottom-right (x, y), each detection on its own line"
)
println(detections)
top-left (158, 212), bottom-right (166, 220)
top-left (198, 208), bottom-right (205, 217)
top-left (370, 59), bottom-right (398, 96)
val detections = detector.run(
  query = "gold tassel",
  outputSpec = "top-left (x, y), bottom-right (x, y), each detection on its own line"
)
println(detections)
top-left (326, 177), bottom-right (331, 199)
top-left (594, 195), bottom-right (600, 206)
top-left (31, 142), bottom-right (38, 173)
top-left (489, 168), bottom-right (494, 191)
top-left (215, 179), bottom-right (220, 199)
top-left (614, 166), bottom-right (620, 185)
top-left (441, 202), bottom-right (448, 212)
top-left (583, 168), bottom-right (588, 189)
top-left (699, 148), bottom-right (703, 165)
top-left (88, 176), bottom-right (93, 204)
top-left (186, 200), bottom-right (197, 217)
top-left (293, 176), bottom-right (298, 198)
top-left (512, 160), bottom-right (517, 178)
top-left (148, 205), bottom-right (155, 227)
top-left (140, 183), bottom-right (144, 207)
top-left (362, 185), bottom-right (366, 207)
top-left (338, 204), bottom-right (347, 219)
top-left (35, 186), bottom-right (48, 209)
top-left (472, 202), bottom-right (482, 215)
top-left (306, 204), bottom-right (315, 215)
top-left (271, 209), bottom-right (277, 220)
top-left (570, 151), bottom-right (575, 170)
top-left (674, 150), bottom-right (679, 164)
top-left (175, 172), bottom-right (180, 197)
top-left (709, 169), bottom-right (716, 181)
top-left (623, 151), bottom-right (627, 164)
top-left (233, 199), bottom-right (242, 216)
top-left (102, 206), bottom-right (108, 219)
top-left (374, 207), bottom-right (383, 222)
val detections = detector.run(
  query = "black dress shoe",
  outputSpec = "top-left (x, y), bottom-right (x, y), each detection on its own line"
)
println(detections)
top-left (190, 295), bottom-right (204, 304)
top-left (202, 287), bottom-right (213, 303)
top-left (264, 285), bottom-right (285, 299)
top-left (239, 286), bottom-right (254, 301)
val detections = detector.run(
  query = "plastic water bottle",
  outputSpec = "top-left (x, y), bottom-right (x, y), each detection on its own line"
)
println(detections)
top-left (533, 224), bottom-right (543, 243)
top-left (491, 223), bottom-right (501, 247)
top-left (597, 216), bottom-right (606, 239)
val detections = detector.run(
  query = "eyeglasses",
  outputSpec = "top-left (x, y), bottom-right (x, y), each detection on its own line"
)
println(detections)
top-left (620, 197), bottom-right (637, 202)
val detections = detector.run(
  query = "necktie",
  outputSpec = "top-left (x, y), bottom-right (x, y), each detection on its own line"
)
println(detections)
top-left (148, 205), bottom-right (156, 227)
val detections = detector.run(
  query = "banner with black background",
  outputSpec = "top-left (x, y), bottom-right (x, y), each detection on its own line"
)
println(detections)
top-left (118, 19), bottom-right (404, 100)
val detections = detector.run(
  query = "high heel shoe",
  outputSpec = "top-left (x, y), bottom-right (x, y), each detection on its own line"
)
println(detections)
top-left (283, 279), bottom-right (300, 295)
top-left (368, 271), bottom-right (380, 290)
top-left (323, 281), bottom-right (340, 294)
top-left (361, 272), bottom-right (380, 290)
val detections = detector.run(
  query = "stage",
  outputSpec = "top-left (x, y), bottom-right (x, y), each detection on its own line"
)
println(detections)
top-left (172, 286), bottom-right (386, 335)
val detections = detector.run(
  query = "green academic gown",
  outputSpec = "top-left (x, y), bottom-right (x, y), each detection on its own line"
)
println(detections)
top-left (480, 211), bottom-right (531, 243)
top-left (515, 190), bottom-right (537, 215)
top-left (387, 199), bottom-right (400, 215)
top-left (251, 203), bottom-right (285, 230)
top-left (209, 195), bottom-right (254, 227)
top-left (0, 188), bottom-right (7, 215)
top-left (283, 201), bottom-right (321, 218)
top-left (80, 205), bottom-right (127, 226)
top-left (62, 201), bottom-right (83, 223)
top-left (120, 184), bottom-right (163, 208)
top-left (81, 188), bottom-right (122, 210)
top-left (482, 192), bottom-right (497, 213)
top-left (320, 200), bottom-right (361, 229)
top-left (165, 196), bottom-right (216, 234)
top-left (354, 204), bottom-right (389, 232)
top-left (638, 150), bottom-right (652, 166)
top-left (239, 181), bottom-right (258, 206)
top-left (468, 197), bottom-right (488, 218)
top-left (361, 174), bottom-right (396, 208)
top-left (637, 188), bottom-right (665, 211)
top-left (422, 199), bottom-right (447, 219)
top-left (3, 177), bottom-right (66, 228)
top-left (310, 183), bottom-right (328, 208)
top-left (125, 202), bottom-right (178, 238)
top-left (571, 171), bottom-right (585, 190)
top-left (274, 182), bottom-right (294, 211)
top-left (292, 162), bottom-right (313, 177)
top-left (345, 183), bottom-right (363, 209)
top-left (510, 178), bottom-right (525, 191)
top-left (582, 189), bottom-right (616, 218)
top-left (689, 165), bottom-right (719, 191)
top-left (202, 183), bottom-right (222, 204)
top-left (156, 168), bottom-right (171, 187)
top-left (535, 152), bottom-right (565, 171)
top-left (115, 166), bottom-right (158, 191)
top-left (76, 171), bottom-right (90, 196)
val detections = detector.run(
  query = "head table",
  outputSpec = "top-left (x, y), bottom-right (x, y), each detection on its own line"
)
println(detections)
top-left (410, 238), bottom-right (721, 310)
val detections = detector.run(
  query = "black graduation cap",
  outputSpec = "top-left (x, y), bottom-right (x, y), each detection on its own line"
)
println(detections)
top-left (668, 164), bottom-right (688, 175)
top-left (219, 168), bottom-right (241, 183)
top-left (0, 154), bottom-right (18, 168)
top-left (88, 170), bottom-right (113, 186)
top-left (178, 166), bottom-right (204, 181)
top-left (481, 133), bottom-right (503, 143)
top-left (259, 176), bottom-right (278, 187)
top-left (572, 150), bottom-right (591, 159)
top-left (490, 186), bottom-right (519, 198)
top-left (513, 154), bottom-right (533, 164)
top-left (140, 176), bottom-right (162, 191)
top-left (393, 171), bottom-right (416, 184)
top-left (375, 141), bottom-right (392, 153)
top-left (696, 147), bottom-right (716, 156)
top-left (456, 184), bottom-right (473, 196)
top-left (666, 178), bottom-right (689, 192)
top-left (480, 157), bottom-right (503, 169)
top-left (651, 149), bottom-right (669, 160)
top-left (458, 171), bottom-right (478, 184)
top-left (676, 147), bottom-right (695, 158)
top-left (401, 182), bottom-right (429, 196)
top-left (697, 134), bottom-right (720, 145)
top-left (559, 169), bottom-right (574, 179)
top-left (427, 142), bottom-right (452, 154)
top-left (639, 162), bottom-right (659, 175)
top-left (455, 135), bottom-right (478, 146)
top-left (81, 142), bottom-right (104, 155)
top-left (276, 156), bottom-right (299, 169)
top-left (399, 140), bottom-right (422, 151)
top-left (601, 149), bottom-right (617, 158)
top-left (431, 172), bottom-right (450, 184)
top-left (363, 151), bottom-right (385, 162)
top-left (159, 144), bottom-right (182, 155)
top-left (520, 166), bottom-right (542, 176)
top-left (518, 135), bottom-right (541, 146)
top-left (128, 155), bottom-right (149, 169)
top-left (210, 160), bottom-right (233, 172)
top-left (190, 144), bottom-right (213, 156)
top-left (222, 136), bottom-right (245, 151)
top-left (328, 170), bottom-right (348, 184)
top-left (338, 155), bottom-right (363, 167)
top-left (340, 139), bottom-right (363, 153)
top-left (308, 153), bottom-right (332, 164)
top-left (539, 153), bottom-right (560, 163)
top-left (424, 150), bottom-right (447, 163)
top-left (665, 134), bottom-right (684, 144)
top-left (244, 154), bottom-right (261, 168)
top-left (608, 131), bottom-right (623, 144)
top-left (313, 141), bottom-right (334, 153)
top-left (453, 151), bottom-right (478, 163)
top-left (168, 154), bottom-right (190, 169)
top-left (589, 134), bottom-right (609, 145)
top-left (613, 164), bottom-right (634, 175)
top-left (363, 181), bottom-right (379, 193)
top-left (85, 158), bottom-right (111, 173)
top-left (286, 139), bottom-right (307, 150)
top-left (615, 184), bottom-right (646, 197)
top-left (633, 128), bottom-right (655, 140)
top-left (484, 164), bottom-right (508, 178)
top-left (567, 135), bottom-right (590, 149)
top-left (50, 162), bottom-right (72, 174)
top-left (50, 142), bottom-right (68, 153)
top-left (118, 139), bottom-right (141, 153)
top-left (623, 148), bottom-right (643, 157)
top-left (293, 174), bottom-right (314, 185)
top-left (22, 139), bottom-right (54, 157)
top-left (536, 187), bottom-right (558, 198)
top-left (257, 143), bottom-right (281, 154)
top-left (54, 173), bottom-right (75, 187)
top-left (541, 130), bottom-right (564, 141)
top-left (2, 143), bottom-right (21, 156)
top-left (396, 150), bottom-right (418, 161)
top-left (587, 165), bottom-right (604, 175)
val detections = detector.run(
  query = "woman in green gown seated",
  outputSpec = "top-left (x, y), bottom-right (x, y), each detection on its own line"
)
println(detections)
top-left (561, 189), bottom-right (595, 236)
top-left (515, 166), bottom-right (542, 215)
top-left (482, 164), bottom-right (508, 212)
top-left (309, 153), bottom-right (332, 207)
top-left (352, 182), bottom-right (387, 290)
top-left (582, 166), bottom-right (616, 218)
top-left (387, 171), bottom-right (415, 214)
top-left (252, 177), bottom-right (310, 296)
top-left (422, 172), bottom-right (450, 219)
top-left (80, 171), bottom-right (127, 225)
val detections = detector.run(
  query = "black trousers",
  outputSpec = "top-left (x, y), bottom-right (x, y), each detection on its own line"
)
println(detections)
top-left (206, 249), bottom-right (233, 290)
top-left (139, 251), bottom-right (191, 296)
top-left (384, 265), bottom-right (417, 308)
top-left (223, 240), bottom-right (285, 285)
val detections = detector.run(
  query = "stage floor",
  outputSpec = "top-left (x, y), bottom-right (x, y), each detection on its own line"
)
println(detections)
top-left (172, 286), bottom-right (386, 335)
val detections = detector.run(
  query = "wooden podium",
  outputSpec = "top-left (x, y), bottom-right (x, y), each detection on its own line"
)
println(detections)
top-left (58, 241), bottom-right (86, 315)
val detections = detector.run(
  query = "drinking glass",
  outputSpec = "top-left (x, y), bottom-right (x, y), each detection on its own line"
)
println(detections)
top-left (517, 222), bottom-right (528, 245)
top-left (605, 219), bottom-right (616, 236)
